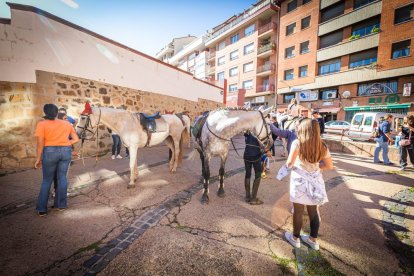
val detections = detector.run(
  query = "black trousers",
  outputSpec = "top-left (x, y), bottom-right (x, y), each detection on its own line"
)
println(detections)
top-left (244, 156), bottom-right (262, 180)
top-left (400, 145), bottom-right (414, 167)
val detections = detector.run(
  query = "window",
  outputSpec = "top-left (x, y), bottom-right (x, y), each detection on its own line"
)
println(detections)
top-left (357, 80), bottom-right (398, 96)
top-left (354, 0), bottom-right (377, 9)
top-left (394, 4), bottom-right (414, 24)
top-left (287, 0), bottom-right (298, 12)
top-left (302, 0), bottom-right (311, 4)
top-left (352, 21), bottom-right (380, 37)
top-left (218, 41), bottom-right (226, 50)
top-left (352, 114), bottom-right (364, 126)
top-left (320, 1), bottom-right (345, 23)
top-left (286, 22), bottom-right (296, 36)
top-left (283, 93), bottom-right (295, 103)
top-left (319, 30), bottom-right (343, 49)
top-left (349, 49), bottom-right (378, 68)
top-left (299, 65), bottom-right (308, 77)
top-left (285, 46), bottom-right (295, 58)
top-left (284, 69), bottom-right (294, 80)
top-left (229, 67), bottom-right (238, 77)
top-left (244, 43), bottom-right (255, 55)
top-left (217, 56), bottom-right (225, 65)
top-left (243, 62), bottom-right (253, 72)
top-left (230, 50), bottom-right (239, 61)
top-left (244, 24), bottom-right (255, 36)
top-left (318, 58), bottom-right (341, 75)
top-left (300, 41), bottom-right (310, 54)
top-left (320, 88), bottom-right (338, 100)
top-left (243, 80), bottom-right (253, 90)
top-left (217, 71), bottom-right (224, 81)
top-left (363, 116), bottom-right (373, 126)
top-left (301, 16), bottom-right (311, 29)
top-left (229, 84), bottom-right (238, 92)
top-left (392, 40), bottom-right (411, 59)
top-left (230, 34), bottom-right (239, 44)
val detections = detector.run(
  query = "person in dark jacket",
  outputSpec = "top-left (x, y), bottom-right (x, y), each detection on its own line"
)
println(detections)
top-left (399, 115), bottom-right (414, 170)
top-left (312, 111), bottom-right (325, 134)
top-left (244, 131), bottom-right (264, 205)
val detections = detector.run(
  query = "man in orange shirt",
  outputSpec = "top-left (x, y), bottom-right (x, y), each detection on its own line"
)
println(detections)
top-left (35, 104), bottom-right (79, 217)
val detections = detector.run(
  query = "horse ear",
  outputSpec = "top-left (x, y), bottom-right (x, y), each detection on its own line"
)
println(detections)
top-left (262, 106), bottom-right (273, 117)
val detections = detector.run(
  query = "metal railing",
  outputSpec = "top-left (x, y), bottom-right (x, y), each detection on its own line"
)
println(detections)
top-left (258, 22), bottom-right (277, 35)
top-left (205, 0), bottom-right (277, 43)
top-left (257, 84), bottom-right (275, 92)
top-left (258, 43), bottom-right (275, 54)
top-left (257, 63), bottom-right (275, 73)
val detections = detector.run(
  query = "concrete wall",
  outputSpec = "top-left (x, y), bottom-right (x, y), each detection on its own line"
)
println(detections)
top-left (0, 5), bottom-right (223, 103)
top-left (0, 70), bottom-right (223, 174)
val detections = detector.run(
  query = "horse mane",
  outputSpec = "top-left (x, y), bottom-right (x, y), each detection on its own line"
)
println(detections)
top-left (213, 106), bottom-right (252, 112)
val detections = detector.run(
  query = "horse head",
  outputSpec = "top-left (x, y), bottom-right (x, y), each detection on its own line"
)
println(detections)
top-left (76, 102), bottom-right (101, 139)
top-left (254, 106), bottom-right (273, 149)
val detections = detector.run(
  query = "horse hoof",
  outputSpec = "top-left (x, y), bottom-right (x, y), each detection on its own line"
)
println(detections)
top-left (201, 195), bottom-right (209, 204)
top-left (217, 189), bottom-right (225, 198)
top-left (127, 184), bottom-right (136, 189)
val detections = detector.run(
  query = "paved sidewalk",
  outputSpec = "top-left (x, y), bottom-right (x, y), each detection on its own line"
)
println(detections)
top-left (0, 138), bottom-right (413, 275)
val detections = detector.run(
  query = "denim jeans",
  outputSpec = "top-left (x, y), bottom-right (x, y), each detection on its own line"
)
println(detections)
top-left (112, 134), bottom-right (121, 155)
top-left (374, 140), bottom-right (390, 164)
top-left (36, 146), bottom-right (72, 212)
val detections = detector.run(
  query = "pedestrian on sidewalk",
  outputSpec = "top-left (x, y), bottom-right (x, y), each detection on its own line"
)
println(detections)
top-left (374, 114), bottom-right (394, 165)
top-left (108, 128), bottom-right (122, 159)
top-left (284, 118), bottom-right (333, 250)
top-left (34, 104), bottom-right (79, 217)
top-left (270, 114), bottom-right (279, 156)
top-left (311, 111), bottom-right (325, 135)
top-left (399, 115), bottom-right (414, 170)
top-left (243, 130), bottom-right (264, 205)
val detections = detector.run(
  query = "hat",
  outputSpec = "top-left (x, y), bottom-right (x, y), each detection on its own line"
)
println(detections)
top-left (81, 102), bottom-right (93, 115)
top-left (311, 110), bottom-right (319, 115)
top-left (43, 104), bottom-right (58, 120)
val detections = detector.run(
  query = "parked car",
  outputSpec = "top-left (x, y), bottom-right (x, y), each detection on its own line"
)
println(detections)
top-left (324, 120), bottom-right (350, 135)
top-left (324, 121), bottom-right (336, 127)
top-left (347, 112), bottom-right (405, 141)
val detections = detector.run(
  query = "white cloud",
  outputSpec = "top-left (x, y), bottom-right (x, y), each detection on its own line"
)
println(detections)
top-left (60, 0), bottom-right (79, 9)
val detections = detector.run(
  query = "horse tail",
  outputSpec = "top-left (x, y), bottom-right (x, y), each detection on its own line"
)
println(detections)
top-left (178, 130), bottom-right (185, 165)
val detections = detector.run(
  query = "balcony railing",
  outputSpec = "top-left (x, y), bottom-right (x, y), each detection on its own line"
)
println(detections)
top-left (258, 22), bottom-right (277, 36)
top-left (208, 51), bottom-right (216, 60)
top-left (257, 84), bottom-right (275, 93)
top-left (258, 43), bottom-right (275, 54)
top-left (257, 63), bottom-right (275, 73)
top-left (205, 0), bottom-right (277, 43)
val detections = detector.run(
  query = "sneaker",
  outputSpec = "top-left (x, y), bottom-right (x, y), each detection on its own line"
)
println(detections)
top-left (399, 167), bottom-right (406, 171)
top-left (37, 211), bottom-right (47, 217)
top-left (301, 234), bottom-right (320, 250)
top-left (116, 155), bottom-right (123, 159)
top-left (373, 161), bottom-right (383, 164)
top-left (284, 232), bottom-right (300, 248)
top-left (111, 155), bottom-right (115, 160)
top-left (384, 162), bottom-right (394, 166)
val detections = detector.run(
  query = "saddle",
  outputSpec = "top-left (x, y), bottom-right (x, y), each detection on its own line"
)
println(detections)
top-left (139, 112), bottom-right (166, 147)
top-left (192, 111), bottom-right (209, 139)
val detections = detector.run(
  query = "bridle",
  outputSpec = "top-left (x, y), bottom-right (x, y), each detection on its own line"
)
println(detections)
top-left (76, 108), bottom-right (102, 165)
top-left (204, 110), bottom-right (273, 161)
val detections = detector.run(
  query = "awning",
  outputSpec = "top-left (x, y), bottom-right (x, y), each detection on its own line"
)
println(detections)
top-left (317, 107), bottom-right (340, 113)
top-left (344, 103), bottom-right (411, 111)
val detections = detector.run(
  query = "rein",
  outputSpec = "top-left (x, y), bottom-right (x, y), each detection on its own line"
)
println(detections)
top-left (77, 108), bottom-right (102, 166)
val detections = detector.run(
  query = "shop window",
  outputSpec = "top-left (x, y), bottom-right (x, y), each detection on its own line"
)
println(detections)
top-left (357, 80), bottom-right (398, 96)
top-left (283, 93), bottom-right (295, 103)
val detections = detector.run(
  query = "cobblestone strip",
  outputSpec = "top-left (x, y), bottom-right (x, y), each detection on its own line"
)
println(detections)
top-left (81, 165), bottom-right (251, 275)
top-left (382, 188), bottom-right (414, 274)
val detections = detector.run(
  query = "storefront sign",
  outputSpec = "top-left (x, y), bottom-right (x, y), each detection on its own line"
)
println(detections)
top-left (298, 90), bottom-right (318, 102)
top-left (322, 101), bottom-right (333, 106)
top-left (403, 83), bottom-right (412, 97)
top-left (352, 101), bottom-right (358, 107)
top-left (255, 96), bottom-right (265, 103)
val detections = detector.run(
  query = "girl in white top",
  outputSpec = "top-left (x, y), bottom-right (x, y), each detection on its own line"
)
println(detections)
top-left (284, 118), bottom-right (333, 250)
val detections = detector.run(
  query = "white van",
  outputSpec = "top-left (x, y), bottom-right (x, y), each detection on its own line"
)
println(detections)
top-left (347, 112), bottom-right (405, 141)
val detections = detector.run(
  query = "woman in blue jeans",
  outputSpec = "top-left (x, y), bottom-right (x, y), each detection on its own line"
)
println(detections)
top-left (34, 104), bottom-right (79, 216)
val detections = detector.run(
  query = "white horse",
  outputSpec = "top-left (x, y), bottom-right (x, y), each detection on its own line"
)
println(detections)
top-left (76, 103), bottom-right (190, 187)
top-left (192, 107), bottom-right (273, 204)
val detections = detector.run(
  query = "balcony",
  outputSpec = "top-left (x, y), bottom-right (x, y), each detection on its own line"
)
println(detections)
top-left (258, 22), bottom-right (277, 38)
top-left (205, 0), bottom-right (277, 45)
top-left (208, 51), bottom-right (216, 61)
top-left (208, 66), bottom-right (215, 75)
top-left (256, 84), bottom-right (275, 93)
top-left (320, 0), bottom-right (342, 9)
top-left (317, 33), bottom-right (379, 62)
top-left (318, 1), bottom-right (382, 36)
top-left (257, 43), bottom-right (275, 58)
top-left (256, 63), bottom-right (275, 76)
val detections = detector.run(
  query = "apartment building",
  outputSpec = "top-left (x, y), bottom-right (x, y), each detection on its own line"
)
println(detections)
top-left (155, 35), bottom-right (197, 63)
top-left (205, 0), bottom-right (279, 108)
top-left (277, 0), bottom-right (414, 121)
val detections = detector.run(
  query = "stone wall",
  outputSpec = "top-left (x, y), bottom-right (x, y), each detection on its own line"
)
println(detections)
top-left (0, 70), bottom-right (223, 173)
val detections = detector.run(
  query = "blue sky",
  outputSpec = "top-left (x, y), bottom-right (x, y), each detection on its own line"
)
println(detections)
top-left (0, 0), bottom-right (255, 56)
